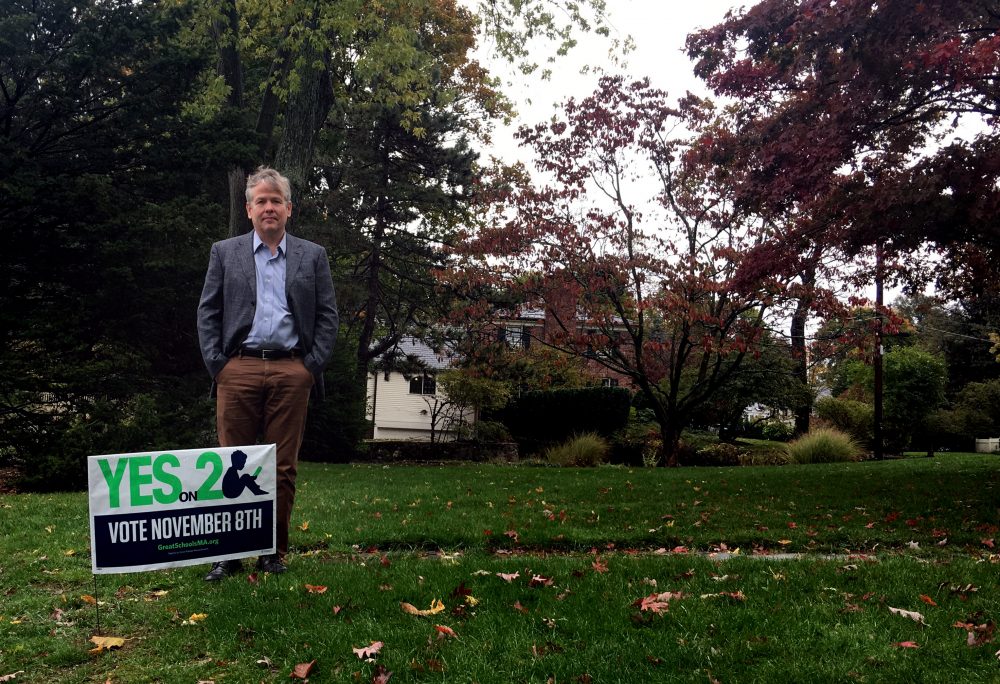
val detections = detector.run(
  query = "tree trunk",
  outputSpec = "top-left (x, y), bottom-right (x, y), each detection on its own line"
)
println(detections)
top-left (273, 59), bottom-right (334, 193)
top-left (659, 423), bottom-right (682, 467)
top-left (226, 165), bottom-right (250, 237)
top-left (791, 258), bottom-right (817, 435)
top-left (212, 0), bottom-right (251, 238)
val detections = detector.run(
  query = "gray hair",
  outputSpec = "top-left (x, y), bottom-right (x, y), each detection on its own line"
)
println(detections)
top-left (245, 166), bottom-right (292, 204)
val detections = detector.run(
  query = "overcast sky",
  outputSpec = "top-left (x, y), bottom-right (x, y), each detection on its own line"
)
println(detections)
top-left (481, 0), bottom-right (744, 162)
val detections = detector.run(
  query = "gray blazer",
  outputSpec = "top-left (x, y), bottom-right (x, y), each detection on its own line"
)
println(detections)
top-left (197, 231), bottom-right (339, 401)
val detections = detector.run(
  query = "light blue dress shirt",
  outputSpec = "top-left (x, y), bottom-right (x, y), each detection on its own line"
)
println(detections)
top-left (243, 233), bottom-right (299, 351)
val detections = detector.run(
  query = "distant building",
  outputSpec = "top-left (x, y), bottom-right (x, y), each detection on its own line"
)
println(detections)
top-left (367, 300), bottom-right (634, 441)
top-left (366, 337), bottom-right (467, 441)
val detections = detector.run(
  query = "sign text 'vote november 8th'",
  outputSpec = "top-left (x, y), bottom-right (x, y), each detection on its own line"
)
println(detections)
top-left (88, 444), bottom-right (276, 574)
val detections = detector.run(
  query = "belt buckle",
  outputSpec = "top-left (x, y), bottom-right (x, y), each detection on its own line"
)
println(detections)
top-left (260, 349), bottom-right (277, 360)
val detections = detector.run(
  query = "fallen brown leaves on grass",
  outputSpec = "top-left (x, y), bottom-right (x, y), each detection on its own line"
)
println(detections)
top-left (352, 641), bottom-right (383, 661)
top-left (88, 636), bottom-right (125, 654)
top-left (401, 599), bottom-right (445, 616)
top-left (290, 659), bottom-right (316, 679)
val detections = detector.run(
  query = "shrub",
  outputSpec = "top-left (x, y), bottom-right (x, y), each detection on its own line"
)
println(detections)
top-left (495, 386), bottom-right (631, 455)
top-left (473, 420), bottom-right (513, 443)
top-left (813, 396), bottom-right (873, 445)
top-left (544, 433), bottom-right (610, 467)
top-left (683, 442), bottom-right (746, 467)
top-left (760, 419), bottom-right (795, 442)
top-left (738, 450), bottom-right (791, 467)
top-left (611, 408), bottom-right (660, 466)
top-left (786, 428), bottom-right (862, 464)
top-left (302, 348), bottom-right (370, 462)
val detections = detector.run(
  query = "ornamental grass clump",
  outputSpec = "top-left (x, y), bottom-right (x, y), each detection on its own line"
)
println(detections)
top-left (544, 432), bottom-right (610, 467)
top-left (786, 427), bottom-right (862, 464)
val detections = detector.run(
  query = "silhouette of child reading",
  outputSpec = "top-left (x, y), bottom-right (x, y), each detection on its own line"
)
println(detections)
top-left (222, 449), bottom-right (267, 498)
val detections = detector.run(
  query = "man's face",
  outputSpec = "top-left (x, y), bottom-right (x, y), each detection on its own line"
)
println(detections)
top-left (246, 183), bottom-right (292, 240)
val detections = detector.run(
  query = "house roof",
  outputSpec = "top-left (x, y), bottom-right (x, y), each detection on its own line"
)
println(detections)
top-left (387, 336), bottom-right (456, 371)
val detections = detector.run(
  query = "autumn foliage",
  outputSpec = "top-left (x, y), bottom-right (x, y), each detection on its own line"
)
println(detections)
top-left (686, 0), bottom-right (1000, 293)
top-left (447, 76), bottom-right (790, 464)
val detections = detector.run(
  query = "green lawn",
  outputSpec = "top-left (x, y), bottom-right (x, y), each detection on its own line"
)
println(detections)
top-left (2, 454), bottom-right (1000, 682)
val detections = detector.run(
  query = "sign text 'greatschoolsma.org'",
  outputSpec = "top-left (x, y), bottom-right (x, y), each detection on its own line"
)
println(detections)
top-left (87, 444), bottom-right (276, 574)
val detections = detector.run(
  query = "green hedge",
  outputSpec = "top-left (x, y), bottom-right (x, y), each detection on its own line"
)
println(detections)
top-left (493, 386), bottom-right (631, 455)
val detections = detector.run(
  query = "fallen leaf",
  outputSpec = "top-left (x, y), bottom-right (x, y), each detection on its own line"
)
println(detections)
top-left (894, 641), bottom-right (920, 649)
top-left (88, 635), bottom-right (126, 654)
top-left (464, 595), bottom-right (479, 607)
top-left (144, 590), bottom-right (169, 601)
top-left (81, 595), bottom-right (97, 605)
top-left (64, 549), bottom-right (76, 556)
top-left (592, 558), bottom-right (609, 573)
top-left (919, 595), bottom-right (938, 607)
top-left (372, 664), bottom-right (393, 683)
top-left (513, 601), bottom-right (529, 614)
top-left (434, 625), bottom-right (457, 639)
top-left (298, 521), bottom-right (310, 531)
top-left (497, 571), bottom-right (520, 583)
top-left (700, 591), bottom-right (746, 602)
top-left (955, 620), bottom-right (996, 647)
top-left (889, 607), bottom-right (927, 626)
top-left (635, 591), bottom-right (685, 613)
top-left (400, 599), bottom-right (444, 616)
top-left (0, 673), bottom-right (25, 682)
top-left (353, 641), bottom-right (384, 661)
top-left (290, 659), bottom-right (316, 678)
top-left (181, 613), bottom-right (208, 625)
top-left (304, 584), bottom-right (328, 594)
top-left (529, 574), bottom-right (554, 588)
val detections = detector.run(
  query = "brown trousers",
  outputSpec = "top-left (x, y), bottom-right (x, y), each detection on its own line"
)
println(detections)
top-left (215, 355), bottom-right (313, 557)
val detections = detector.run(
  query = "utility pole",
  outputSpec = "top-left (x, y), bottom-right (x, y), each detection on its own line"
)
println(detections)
top-left (873, 247), bottom-right (884, 460)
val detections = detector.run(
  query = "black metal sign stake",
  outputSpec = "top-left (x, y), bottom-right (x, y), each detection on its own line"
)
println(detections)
top-left (93, 575), bottom-right (101, 636)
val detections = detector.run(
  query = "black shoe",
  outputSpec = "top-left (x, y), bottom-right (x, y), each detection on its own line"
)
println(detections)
top-left (203, 559), bottom-right (243, 582)
top-left (256, 554), bottom-right (287, 574)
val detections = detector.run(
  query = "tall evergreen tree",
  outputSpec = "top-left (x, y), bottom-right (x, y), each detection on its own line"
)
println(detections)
top-left (1, 0), bottom-right (247, 488)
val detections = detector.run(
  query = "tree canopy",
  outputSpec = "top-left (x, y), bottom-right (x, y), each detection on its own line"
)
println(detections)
top-left (447, 76), bottom-right (792, 464)
top-left (686, 0), bottom-right (999, 293)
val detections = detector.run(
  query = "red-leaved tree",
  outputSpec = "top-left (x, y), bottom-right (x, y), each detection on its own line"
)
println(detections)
top-left (686, 0), bottom-right (1000, 294)
top-left (445, 76), bottom-right (790, 465)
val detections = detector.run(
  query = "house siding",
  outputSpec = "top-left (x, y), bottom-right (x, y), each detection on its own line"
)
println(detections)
top-left (367, 372), bottom-right (472, 441)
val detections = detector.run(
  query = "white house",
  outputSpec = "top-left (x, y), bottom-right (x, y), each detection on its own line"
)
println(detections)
top-left (366, 337), bottom-right (471, 441)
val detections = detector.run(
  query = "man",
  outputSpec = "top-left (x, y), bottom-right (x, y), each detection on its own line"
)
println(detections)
top-left (197, 166), bottom-right (338, 580)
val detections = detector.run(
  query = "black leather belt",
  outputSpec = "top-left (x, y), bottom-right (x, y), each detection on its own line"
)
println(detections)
top-left (239, 347), bottom-right (300, 360)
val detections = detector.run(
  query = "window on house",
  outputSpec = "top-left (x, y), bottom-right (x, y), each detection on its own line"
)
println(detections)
top-left (498, 324), bottom-right (531, 349)
top-left (601, 377), bottom-right (619, 388)
top-left (409, 373), bottom-right (436, 395)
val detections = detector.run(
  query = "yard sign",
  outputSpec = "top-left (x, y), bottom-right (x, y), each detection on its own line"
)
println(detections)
top-left (87, 444), bottom-right (276, 574)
